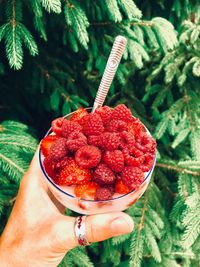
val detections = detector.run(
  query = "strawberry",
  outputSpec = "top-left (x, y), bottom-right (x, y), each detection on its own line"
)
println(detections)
top-left (115, 179), bottom-right (131, 194)
top-left (57, 160), bottom-right (92, 186)
top-left (74, 182), bottom-right (99, 199)
top-left (70, 107), bottom-right (88, 125)
top-left (40, 135), bottom-right (58, 157)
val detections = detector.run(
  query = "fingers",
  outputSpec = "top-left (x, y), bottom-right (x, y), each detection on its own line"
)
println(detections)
top-left (53, 212), bottom-right (134, 252)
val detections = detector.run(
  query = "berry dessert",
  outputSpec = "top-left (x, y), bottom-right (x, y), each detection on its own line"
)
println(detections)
top-left (39, 104), bottom-right (156, 214)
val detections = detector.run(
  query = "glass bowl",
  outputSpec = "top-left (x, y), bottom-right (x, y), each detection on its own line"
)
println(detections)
top-left (39, 108), bottom-right (156, 215)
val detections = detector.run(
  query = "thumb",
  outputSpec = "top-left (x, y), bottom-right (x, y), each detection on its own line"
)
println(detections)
top-left (53, 212), bottom-right (134, 252)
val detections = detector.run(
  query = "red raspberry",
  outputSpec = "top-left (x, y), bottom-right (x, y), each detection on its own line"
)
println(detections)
top-left (61, 120), bottom-right (82, 138)
top-left (119, 131), bottom-right (135, 149)
top-left (75, 145), bottom-right (101, 169)
top-left (58, 160), bottom-right (91, 185)
top-left (135, 133), bottom-right (156, 154)
top-left (74, 182), bottom-right (99, 200)
top-left (88, 135), bottom-right (101, 147)
top-left (95, 105), bottom-right (112, 125)
top-left (49, 138), bottom-right (68, 160)
top-left (83, 113), bottom-right (104, 136)
top-left (103, 150), bottom-right (124, 172)
top-left (95, 187), bottom-right (113, 201)
top-left (93, 163), bottom-right (116, 185)
top-left (100, 132), bottom-right (120, 151)
top-left (139, 153), bottom-right (155, 172)
top-left (107, 119), bottom-right (127, 132)
top-left (43, 156), bottom-right (57, 180)
top-left (123, 147), bottom-right (145, 167)
top-left (115, 179), bottom-right (131, 194)
top-left (40, 135), bottom-right (59, 157)
top-left (51, 117), bottom-right (65, 136)
top-left (111, 104), bottom-right (132, 122)
top-left (66, 131), bottom-right (87, 152)
top-left (127, 118), bottom-right (145, 136)
top-left (122, 166), bottom-right (144, 190)
top-left (70, 107), bottom-right (88, 125)
top-left (54, 156), bottom-right (69, 171)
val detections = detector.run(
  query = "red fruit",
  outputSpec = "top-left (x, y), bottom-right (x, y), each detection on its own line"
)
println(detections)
top-left (111, 104), bottom-right (132, 122)
top-left (49, 138), bottom-right (68, 160)
top-left (58, 160), bottom-right (92, 186)
top-left (93, 163), bottom-right (116, 185)
top-left (127, 118), bottom-right (145, 136)
top-left (43, 156), bottom-right (57, 180)
top-left (122, 166), bottom-right (144, 190)
top-left (70, 108), bottom-right (88, 125)
top-left (40, 135), bottom-right (59, 157)
top-left (75, 145), bottom-right (101, 169)
top-left (95, 105), bottom-right (112, 125)
top-left (95, 187), bottom-right (113, 201)
top-left (100, 132), bottom-right (120, 151)
top-left (135, 133), bottom-right (156, 154)
top-left (88, 135), bottom-right (101, 147)
top-left (66, 131), bottom-right (87, 152)
top-left (74, 182), bottom-right (99, 199)
top-left (107, 119), bottom-right (127, 132)
top-left (51, 117), bottom-right (65, 136)
top-left (115, 179), bottom-right (131, 194)
top-left (123, 147), bottom-right (145, 167)
top-left (139, 153), bottom-right (154, 172)
top-left (62, 120), bottom-right (82, 138)
top-left (103, 150), bottom-right (124, 172)
top-left (119, 131), bottom-right (135, 149)
top-left (83, 113), bottom-right (104, 136)
top-left (54, 156), bottom-right (69, 171)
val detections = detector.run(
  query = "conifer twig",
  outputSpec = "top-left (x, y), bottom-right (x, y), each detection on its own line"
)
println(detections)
top-left (156, 162), bottom-right (200, 176)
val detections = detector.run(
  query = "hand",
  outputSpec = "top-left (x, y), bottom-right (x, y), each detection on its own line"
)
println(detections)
top-left (0, 150), bottom-right (134, 267)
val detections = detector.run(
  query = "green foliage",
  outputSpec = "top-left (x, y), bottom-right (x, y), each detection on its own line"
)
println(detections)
top-left (0, 0), bottom-right (200, 266)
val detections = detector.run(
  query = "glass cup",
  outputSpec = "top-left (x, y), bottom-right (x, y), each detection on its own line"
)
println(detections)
top-left (39, 108), bottom-right (156, 215)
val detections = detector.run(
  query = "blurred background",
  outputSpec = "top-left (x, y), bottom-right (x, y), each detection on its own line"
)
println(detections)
top-left (0, 1), bottom-right (200, 266)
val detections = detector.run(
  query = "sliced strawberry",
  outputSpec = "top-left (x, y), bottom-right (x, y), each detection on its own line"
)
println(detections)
top-left (70, 108), bottom-right (88, 125)
top-left (57, 160), bottom-right (92, 186)
top-left (115, 179), bottom-right (131, 194)
top-left (40, 135), bottom-right (59, 157)
top-left (74, 182), bottom-right (99, 199)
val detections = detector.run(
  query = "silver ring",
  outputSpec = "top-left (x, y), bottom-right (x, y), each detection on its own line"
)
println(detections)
top-left (74, 216), bottom-right (91, 246)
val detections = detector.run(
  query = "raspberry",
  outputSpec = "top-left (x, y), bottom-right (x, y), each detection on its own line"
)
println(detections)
top-left (54, 156), bottom-right (69, 171)
top-left (82, 113), bottom-right (104, 136)
top-left (61, 120), bottom-right (82, 138)
top-left (88, 135), bottom-right (101, 147)
top-left (122, 166), bottom-right (144, 190)
top-left (123, 147), bottom-right (145, 167)
top-left (70, 107), bottom-right (88, 125)
top-left (66, 131), bottom-right (87, 151)
top-left (74, 182), bottom-right (99, 200)
top-left (115, 179), bottom-right (131, 194)
top-left (103, 150), bottom-right (124, 172)
top-left (43, 156), bottom-right (57, 180)
top-left (49, 138), bottom-right (68, 160)
top-left (94, 187), bottom-right (113, 201)
top-left (127, 118), bottom-right (145, 136)
top-left (119, 131), bottom-right (135, 149)
top-left (139, 153), bottom-right (154, 172)
top-left (58, 160), bottom-right (91, 185)
top-left (95, 105), bottom-right (112, 125)
top-left (107, 119), bottom-right (127, 132)
top-left (93, 163), bottom-right (116, 185)
top-left (135, 133), bottom-right (156, 154)
top-left (51, 117), bottom-right (65, 136)
top-left (40, 135), bottom-right (59, 157)
top-left (100, 132), bottom-right (120, 151)
top-left (111, 104), bottom-right (132, 122)
top-left (75, 145), bottom-right (101, 169)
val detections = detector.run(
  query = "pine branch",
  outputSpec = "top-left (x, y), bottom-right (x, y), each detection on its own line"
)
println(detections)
top-left (40, 0), bottom-right (61, 13)
top-left (156, 162), bottom-right (200, 176)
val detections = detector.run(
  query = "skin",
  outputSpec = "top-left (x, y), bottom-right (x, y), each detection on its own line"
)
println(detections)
top-left (0, 151), bottom-right (134, 267)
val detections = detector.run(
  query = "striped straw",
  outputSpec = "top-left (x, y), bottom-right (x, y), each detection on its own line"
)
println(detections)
top-left (92, 35), bottom-right (127, 112)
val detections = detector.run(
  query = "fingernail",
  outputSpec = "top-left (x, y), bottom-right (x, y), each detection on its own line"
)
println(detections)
top-left (110, 215), bottom-right (134, 236)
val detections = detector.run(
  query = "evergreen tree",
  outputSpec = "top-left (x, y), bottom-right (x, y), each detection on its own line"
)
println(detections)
top-left (0, 0), bottom-right (199, 266)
